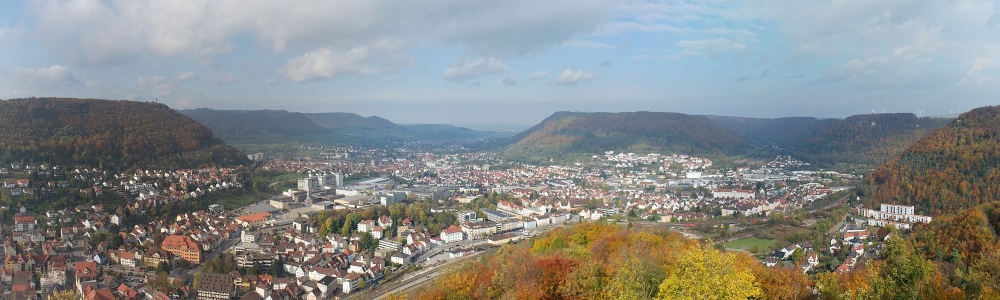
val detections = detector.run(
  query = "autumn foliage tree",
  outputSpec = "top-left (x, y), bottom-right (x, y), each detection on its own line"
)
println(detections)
top-left (657, 244), bottom-right (762, 300)
top-left (411, 223), bottom-right (769, 300)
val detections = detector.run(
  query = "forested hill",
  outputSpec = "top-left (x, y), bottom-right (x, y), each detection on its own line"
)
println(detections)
top-left (182, 109), bottom-right (344, 144)
top-left (183, 109), bottom-right (490, 147)
top-left (306, 113), bottom-right (489, 141)
top-left (504, 111), bottom-right (751, 162)
top-left (795, 113), bottom-right (951, 167)
top-left (704, 116), bottom-right (838, 149)
top-left (0, 98), bottom-right (247, 171)
top-left (867, 106), bottom-right (1000, 216)
top-left (305, 112), bottom-right (405, 135)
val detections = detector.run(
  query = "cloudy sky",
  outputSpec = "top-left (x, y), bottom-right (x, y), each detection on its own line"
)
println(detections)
top-left (1, 0), bottom-right (998, 127)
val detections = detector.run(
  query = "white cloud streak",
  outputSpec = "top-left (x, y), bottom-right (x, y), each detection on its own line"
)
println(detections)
top-left (13, 65), bottom-right (79, 89)
top-left (554, 69), bottom-right (596, 85)
top-left (443, 57), bottom-right (507, 82)
top-left (278, 40), bottom-right (406, 82)
top-left (176, 71), bottom-right (197, 82)
top-left (530, 70), bottom-right (549, 79)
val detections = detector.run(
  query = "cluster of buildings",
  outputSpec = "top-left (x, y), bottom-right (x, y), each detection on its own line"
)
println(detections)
top-left (230, 210), bottom-right (439, 298)
top-left (860, 204), bottom-right (933, 230)
top-left (830, 228), bottom-right (878, 274)
top-left (265, 150), bottom-right (853, 231)
top-left (445, 202), bottom-right (575, 244)
top-left (763, 241), bottom-right (820, 272)
top-left (0, 163), bottom-right (246, 221)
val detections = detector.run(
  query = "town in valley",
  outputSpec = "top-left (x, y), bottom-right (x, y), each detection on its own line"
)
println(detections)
top-left (0, 147), bottom-right (929, 299)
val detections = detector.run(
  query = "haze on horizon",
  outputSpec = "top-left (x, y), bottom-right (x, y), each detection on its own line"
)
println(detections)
top-left (0, 0), bottom-right (998, 126)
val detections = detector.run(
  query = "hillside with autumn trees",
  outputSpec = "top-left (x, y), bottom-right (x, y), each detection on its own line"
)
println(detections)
top-left (857, 105), bottom-right (1000, 297)
top-left (504, 112), bottom-right (751, 162)
top-left (504, 111), bottom-right (947, 167)
top-left (400, 222), bottom-right (1000, 299)
top-left (795, 113), bottom-right (951, 167)
top-left (0, 98), bottom-right (247, 171)
top-left (866, 106), bottom-right (1000, 216)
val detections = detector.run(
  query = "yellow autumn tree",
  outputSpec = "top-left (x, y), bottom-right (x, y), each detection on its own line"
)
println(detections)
top-left (49, 290), bottom-right (79, 300)
top-left (657, 244), bottom-right (762, 300)
top-left (968, 248), bottom-right (1000, 298)
top-left (604, 254), bottom-right (665, 299)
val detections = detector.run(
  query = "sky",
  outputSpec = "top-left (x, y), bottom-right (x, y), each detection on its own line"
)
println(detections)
top-left (1, 0), bottom-right (999, 128)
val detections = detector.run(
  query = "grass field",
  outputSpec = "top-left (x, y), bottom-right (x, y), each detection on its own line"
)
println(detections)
top-left (265, 173), bottom-right (301, 183)
top-left (212, 192), bottom-right (266, 210)
top-left (722, 237), bottom-right (778, 252)
top-left (206, 171), bottom-right (300, 210)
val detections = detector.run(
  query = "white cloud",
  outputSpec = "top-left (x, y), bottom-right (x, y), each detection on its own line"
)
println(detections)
top-left (594, 0), bottom-right (752, 38)
top-left (176, 71), bottom-right (198, 82)
top-left (530, 70), bottom-right (549, 79)
top-left (27, 0), bottom-right (612, 65)
top-left (502, 75), bottom-right (518, 87)
top-left (206, 73), bottom-right (239, 84)
top-left (815, 42), bottom-right (936, 85)
top-left (278, 43), bottom-right (392, 82)
top-left (443, 57), bottom-right (507, 82)
top-left (136, 76), bottom-right (176, 96)
top-left (554, 69), bottom-right (596, 86)
top-left (594, 21), bottom-right (684, 36)
top-left (676, 38), bottom-right (748, 59)
top-left (747, 0), bottom-right (1000, 87)
top-left (382, 74), bottom-right (404, 83)
top-left (14, 65), bottom-right (78, 88)
top-left (0, 28), bottom-right (18, 40)
top-left (265, 79), bottom-right (276, 85)
top-left (955, 58), bottom-right (994, 85)
top-left (563, 39), bottom-right (616, 49)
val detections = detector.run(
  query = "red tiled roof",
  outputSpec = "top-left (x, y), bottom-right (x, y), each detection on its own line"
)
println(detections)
top-left (162, 235), bottom-right (199, 250)
top-left (236, 212), bottom-right (272, 223)
top-left (443, 225), bottom-right (462, 234)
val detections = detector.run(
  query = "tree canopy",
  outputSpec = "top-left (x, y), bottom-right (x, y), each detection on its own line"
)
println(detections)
top-left (0, 98), bottom-right (246, 171)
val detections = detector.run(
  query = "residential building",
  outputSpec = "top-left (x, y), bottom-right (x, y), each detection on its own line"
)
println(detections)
top-left (712, 188), bottom-right (755, 199)
top-left (162, 235), bottom-right (202, 264)
top-left (481, 209), bottom-right (512, 222)
top-left (343, 273), bottom-right (362, 294)
top-left (862, 204), bottom-right (932, 225)
top-left (460, 221), bottom-right (496, 239)
top-left (441, 226), bottom-right (464, 243)
top-left (13, 214), bottom-right (35, 232)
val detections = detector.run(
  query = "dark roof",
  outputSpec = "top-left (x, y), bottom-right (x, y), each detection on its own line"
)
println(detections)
top-left (239, 292), bottom-right (263, 300)
top-left (197, 273), bottom-right (233, 294)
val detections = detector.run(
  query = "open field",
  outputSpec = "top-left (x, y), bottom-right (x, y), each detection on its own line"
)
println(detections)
top-left (211, 192), bottom-right (267, 209)
top-left (722, 237), bottom-right (778, 251)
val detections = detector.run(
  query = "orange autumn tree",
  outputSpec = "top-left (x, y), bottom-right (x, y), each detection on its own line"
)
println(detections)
top-left (411, 222), bottom-right (772, 299)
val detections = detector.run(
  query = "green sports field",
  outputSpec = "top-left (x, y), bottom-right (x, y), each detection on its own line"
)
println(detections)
top-left (722, 238), bottom-right (778, 252)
